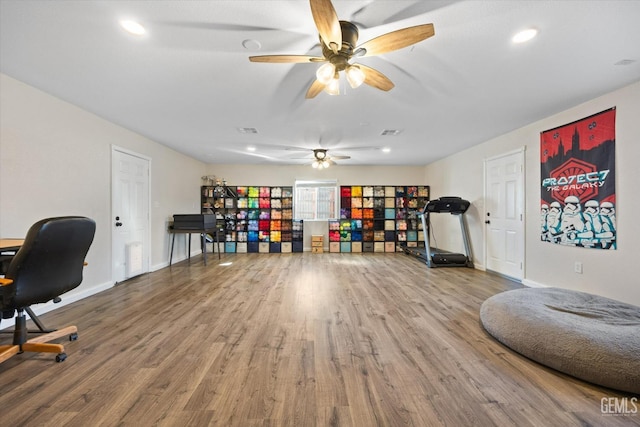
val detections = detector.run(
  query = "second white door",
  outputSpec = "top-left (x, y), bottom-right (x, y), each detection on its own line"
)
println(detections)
top-left (485, 149), bottom-right (525, 280)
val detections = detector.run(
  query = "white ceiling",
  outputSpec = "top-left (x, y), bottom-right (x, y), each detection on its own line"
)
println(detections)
top-left (1, 1), bottom-right (639, 166)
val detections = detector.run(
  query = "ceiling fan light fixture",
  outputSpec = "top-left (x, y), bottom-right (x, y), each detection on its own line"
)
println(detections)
top-left (346, 65), bottom-right (365, 88)
top-left (324, 77), bottom-right (340, 95)
top-left (316, 63), bottom-right (336, 84)
top-left (322, 160), bottom-right (330, 168)
top-left (312, 160), bottom-right (320, 168)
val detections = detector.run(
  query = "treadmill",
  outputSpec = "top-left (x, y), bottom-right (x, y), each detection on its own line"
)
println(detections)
top-left (404, 196), bottom-right (474, 268)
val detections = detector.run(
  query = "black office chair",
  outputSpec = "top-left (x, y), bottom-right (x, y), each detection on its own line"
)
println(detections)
top-left (0, 216), bottom-right (96, 363)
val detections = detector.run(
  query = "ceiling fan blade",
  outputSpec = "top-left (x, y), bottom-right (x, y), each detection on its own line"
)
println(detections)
top-left (309, 0), bottom-right (342, 53)
top-left (349, 2), bottom-right (449, 29)
top-left (283, 148), bottom-right (312, 152)
top-left (306, 79), bottom-right (325, 98)
top-left (160, 21), bottom-right (300, 33)
top-left (249, 55), bottom-right (325, 63)
top-left (358, 64), bottom-right (395, 91)
top-left (358, 23), bottom-right (435, 57)
top-left (333, 146), bottom-right (381, 151)
top-left (331, 155), bottom-right (351, 160)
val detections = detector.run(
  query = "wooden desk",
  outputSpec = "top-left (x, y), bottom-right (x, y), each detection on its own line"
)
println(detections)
top-left (0, 239), bottom-right (24, 251)
top-left (168, 228), bottom-right (222, 266)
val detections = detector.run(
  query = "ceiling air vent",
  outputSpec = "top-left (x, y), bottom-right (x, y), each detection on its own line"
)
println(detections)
top-left (237, 127), bottom-right (258, 134)
top-left (381, 129), bottom-right (402, 136)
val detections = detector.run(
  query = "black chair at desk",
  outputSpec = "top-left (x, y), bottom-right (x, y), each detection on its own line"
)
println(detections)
top-left (0, 216), bottom-right (96, 363)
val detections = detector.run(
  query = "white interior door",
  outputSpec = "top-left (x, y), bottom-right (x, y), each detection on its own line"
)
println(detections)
top-left (112, 147), bottom-right (150, 283)
top-left (485, 149), bottom-right (525, 280)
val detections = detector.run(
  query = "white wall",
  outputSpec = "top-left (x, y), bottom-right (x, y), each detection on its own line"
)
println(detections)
top-left (208, 164), bottom-right (427, 187)
top-left (424, 80), bottom-right (640, 305)
top-left (0, 73), bottom-right (206, 310)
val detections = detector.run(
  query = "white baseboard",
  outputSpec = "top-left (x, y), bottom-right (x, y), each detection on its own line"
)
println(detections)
top-left (29, 280), bottom-right (115, 317)
top-left (521, 278), bottom-right (550, 288)
top-left (472, 262), bottom-right (486, 271)
top-left (154, 249), bottom-right (204, 271)
top-left (151, 261), bottom-right (169, 272)
top-left (0, 279), bottom-right (114, 331)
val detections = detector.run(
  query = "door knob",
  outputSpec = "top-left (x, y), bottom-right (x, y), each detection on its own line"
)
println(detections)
top-left (485, 220), bottom-right (491, 224)
top-left (115, 222), bottom-right (123, 227)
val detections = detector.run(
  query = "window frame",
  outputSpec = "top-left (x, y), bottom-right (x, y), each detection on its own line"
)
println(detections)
top-left (294, 180), bottom-right (339, 221)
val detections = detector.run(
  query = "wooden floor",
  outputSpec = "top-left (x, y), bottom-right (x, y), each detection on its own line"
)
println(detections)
top-left (0, 253), bottom-right (637, 426)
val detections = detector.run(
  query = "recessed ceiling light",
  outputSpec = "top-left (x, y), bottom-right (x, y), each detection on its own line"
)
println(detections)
top-left (512, 28), bottom-right (538, 44)
top-left (242, 39), bottom-right (262, 51)
top-left (120, 20), bottom-right (146, 36)
top-left (382, 147), bottom-right (391, 153)
top-left (247, 146), bottom-right (256, 152)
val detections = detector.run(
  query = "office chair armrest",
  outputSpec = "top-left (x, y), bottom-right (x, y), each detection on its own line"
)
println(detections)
top-left (0, 278), bottom-right (13, 286)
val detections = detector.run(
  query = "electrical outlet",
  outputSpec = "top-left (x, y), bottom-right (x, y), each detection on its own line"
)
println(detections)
top-left (574, 261), bottom-right (583, 274)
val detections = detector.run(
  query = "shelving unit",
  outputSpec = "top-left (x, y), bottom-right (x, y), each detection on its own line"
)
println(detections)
top-left (200, 183), bottom-right (426, 255)
top-left (201, 185), bottom-right (302, 254)
top-left (404, 186), bottom-right (430, 249)
top-left (333, 185), bottom-right (429, 253)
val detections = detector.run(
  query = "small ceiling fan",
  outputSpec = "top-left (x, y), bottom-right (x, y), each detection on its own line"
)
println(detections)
top-left (249, 0), bottom-right (435, 98)
top-left (294, 148), bottom-right (350, 169)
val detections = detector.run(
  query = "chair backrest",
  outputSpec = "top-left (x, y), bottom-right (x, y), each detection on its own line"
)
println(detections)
top-left (4, 216), bottom-right (96, 308)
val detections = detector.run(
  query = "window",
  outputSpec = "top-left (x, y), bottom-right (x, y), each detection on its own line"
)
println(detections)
top-left (294, 180), bottom-right (338, 220)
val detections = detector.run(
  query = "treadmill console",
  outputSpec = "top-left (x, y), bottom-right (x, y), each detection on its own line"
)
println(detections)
top-left (424, 196), bottom-right (470, 215)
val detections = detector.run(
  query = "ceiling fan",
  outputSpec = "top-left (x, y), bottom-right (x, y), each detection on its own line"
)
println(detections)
top-left (249, 0), bottom-right (435, 98)
top-left (295, 148), bottom-right (350, 168)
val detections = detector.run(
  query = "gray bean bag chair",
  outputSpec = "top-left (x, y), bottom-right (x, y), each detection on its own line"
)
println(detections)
top-left (480, 287), bottom-right (640, 394)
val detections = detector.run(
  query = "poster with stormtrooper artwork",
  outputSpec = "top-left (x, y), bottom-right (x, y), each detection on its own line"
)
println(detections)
top-left (540, 107), bottom-right (616, 249)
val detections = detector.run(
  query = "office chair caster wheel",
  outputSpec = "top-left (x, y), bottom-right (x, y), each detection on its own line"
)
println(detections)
top-left (69, 332), bottom-right (78, 341)
top-left (56, 353), bottom-right (67, 362)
